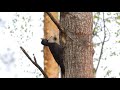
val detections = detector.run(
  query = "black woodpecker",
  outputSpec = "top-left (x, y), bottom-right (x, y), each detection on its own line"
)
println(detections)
top-left (41, 38), bottom-right (65, 76)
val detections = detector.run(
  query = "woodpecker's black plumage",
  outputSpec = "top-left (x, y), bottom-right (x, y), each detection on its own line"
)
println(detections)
top-left (41, 38), bottom-right (65, 75)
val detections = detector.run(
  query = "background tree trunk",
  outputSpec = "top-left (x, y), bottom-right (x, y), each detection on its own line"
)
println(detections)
top-left (44, 12), bottom-right (59, 78)
top-left (60, 12), bottom-right (94, 78)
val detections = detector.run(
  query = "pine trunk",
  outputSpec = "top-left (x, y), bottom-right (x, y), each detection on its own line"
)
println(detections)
top-left (60, 12), bottom-right (94, 78)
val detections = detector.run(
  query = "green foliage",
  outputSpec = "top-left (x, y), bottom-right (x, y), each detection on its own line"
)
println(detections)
top-left (93, 12), bottom-right (120, 78)
top-left (105, 18), bottom-right (111, 23)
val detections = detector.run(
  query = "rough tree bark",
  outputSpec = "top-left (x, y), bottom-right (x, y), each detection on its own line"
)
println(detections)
top-left (60, 12), bottom-right (94, 78)
top-left (44, 12), bottom-right (59, 78)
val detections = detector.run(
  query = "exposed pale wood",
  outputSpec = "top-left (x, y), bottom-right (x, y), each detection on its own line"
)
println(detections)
top-left (44, 12), bottom-right (59, 78)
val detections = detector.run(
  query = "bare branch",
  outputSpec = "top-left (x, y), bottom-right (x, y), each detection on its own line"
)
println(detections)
top-left (95, 12), bottom-right (106, 73)
top-left (45, 12), bottom-right (64, 33)
top-left (45, 12), bottom-right (74, 41)
top-left (94, 25), bottom-right (110, 45)
top-left (104, 25), bottom-right (110, 42)
top-left (20, 46), bottom-right (48, 78)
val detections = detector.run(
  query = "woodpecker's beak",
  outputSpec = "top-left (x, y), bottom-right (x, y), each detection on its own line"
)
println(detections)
top-left (48, 36), bottom-right (52, 40)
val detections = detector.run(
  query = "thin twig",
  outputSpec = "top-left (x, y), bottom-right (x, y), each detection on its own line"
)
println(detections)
top-left (33, 54), bottom-right (37, 63)
top-left (20, 46), bottom-right (48, 78)
top-left (95, 12), bottom-right (106, 73)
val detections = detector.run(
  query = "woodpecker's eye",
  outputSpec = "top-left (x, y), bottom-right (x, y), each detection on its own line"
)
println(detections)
top-left (53, 37), bottom-right (57, 41)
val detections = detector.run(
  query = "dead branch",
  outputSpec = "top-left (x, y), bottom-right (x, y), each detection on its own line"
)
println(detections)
top-left (45, 12), bottom-right (74, 41)
top-left (45, 12), bottom-right (64, 33)
top-left (20, 46), bottom-right (48, 78)
top-left (95, 12), bottom-right (106, 73)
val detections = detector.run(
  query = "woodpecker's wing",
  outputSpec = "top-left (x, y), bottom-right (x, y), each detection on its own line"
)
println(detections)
top-left (47, 43), bottom-right (65, 75)
top-left (48, 43), bottom-right (63, 62)
top-left (58, 45), bottom-right (64, 54)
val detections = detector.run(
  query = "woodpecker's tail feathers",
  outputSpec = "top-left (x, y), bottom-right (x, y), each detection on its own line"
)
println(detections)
top-left (60, 63), bottom-right (65, 77)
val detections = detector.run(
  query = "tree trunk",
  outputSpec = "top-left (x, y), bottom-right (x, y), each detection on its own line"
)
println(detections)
top-left (44, 12), bottom-right (59, 78)
top-left (60, 12), bottom-right (94, 78)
